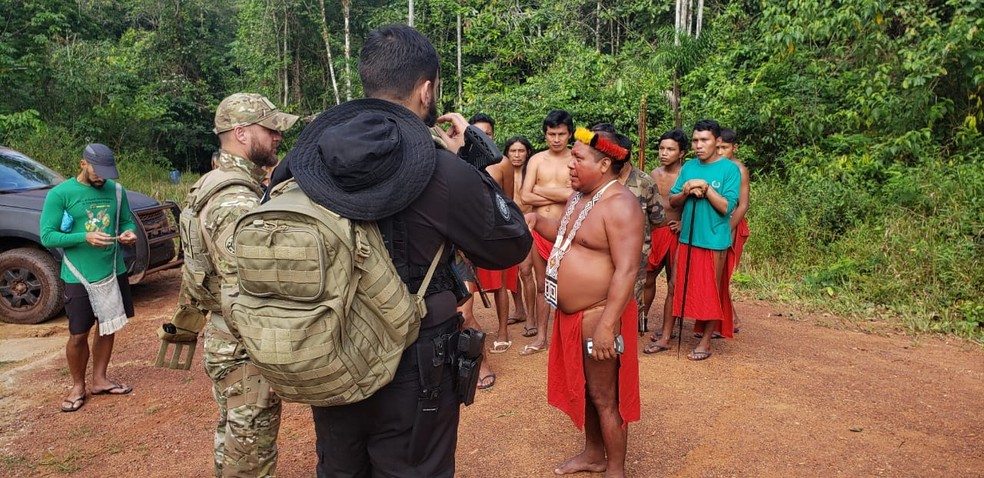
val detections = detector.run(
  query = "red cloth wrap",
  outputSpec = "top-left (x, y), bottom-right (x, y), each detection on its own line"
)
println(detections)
top-left (728, 217), bottom-right (750, 273)
top-left (647, 226), bottom-right (679, 272)
top-left (531, 229), bottom-right (552, 260)
top-left (476, 265), bottom-right (519, 293)
top-left (547, 301), bottom-right (641, 430)
top-left (672, 244), bottom-right (734, 338)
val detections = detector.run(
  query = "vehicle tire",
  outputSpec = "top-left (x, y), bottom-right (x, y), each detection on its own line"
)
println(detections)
top-left (0, 247), bottom-right (64, 324)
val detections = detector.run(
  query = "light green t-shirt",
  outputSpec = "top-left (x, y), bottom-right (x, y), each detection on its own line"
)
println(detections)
top-left (670, 158), bottom-right (740, 251)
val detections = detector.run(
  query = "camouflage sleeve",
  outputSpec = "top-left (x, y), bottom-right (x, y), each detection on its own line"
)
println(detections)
top-left (201, 184), bottom-right (261, 286)
top-left (648, 181), bottom-right (665, 226)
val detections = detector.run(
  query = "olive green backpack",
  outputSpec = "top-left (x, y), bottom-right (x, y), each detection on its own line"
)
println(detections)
top-left (229, 180), bottom-right (443, 406)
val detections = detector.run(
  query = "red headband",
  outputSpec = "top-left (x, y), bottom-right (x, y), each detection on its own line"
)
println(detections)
top-left (574, 127), bottom-right (629, 162)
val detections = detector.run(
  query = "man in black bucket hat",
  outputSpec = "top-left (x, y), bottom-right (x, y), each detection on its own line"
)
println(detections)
top-left (269, 24), bottom-right (532, 477)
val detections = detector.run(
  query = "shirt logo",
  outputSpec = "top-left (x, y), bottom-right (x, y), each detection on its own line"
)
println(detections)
top-left (495, 194), bottom-right (511, 221)
top-left (711, 180), bottom-right (722, 189)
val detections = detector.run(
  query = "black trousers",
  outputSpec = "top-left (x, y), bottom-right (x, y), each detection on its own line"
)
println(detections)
top-left (312, 320), bottom-right (460, 478)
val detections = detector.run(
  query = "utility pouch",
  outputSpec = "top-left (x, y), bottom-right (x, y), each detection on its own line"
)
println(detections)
top-left (409, 335), bottom-right (447, 465)
top-left (453, 328), bottom-right (486, 406)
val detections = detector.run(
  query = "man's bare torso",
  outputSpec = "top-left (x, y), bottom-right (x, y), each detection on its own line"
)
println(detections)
top-left (523, 149), bottom-right (572, 219)
top-left (555, 187), bottom-right (637, 314)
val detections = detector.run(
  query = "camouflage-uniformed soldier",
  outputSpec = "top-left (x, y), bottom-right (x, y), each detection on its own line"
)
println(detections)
top-left (179, 93), bottom-right (297, 477)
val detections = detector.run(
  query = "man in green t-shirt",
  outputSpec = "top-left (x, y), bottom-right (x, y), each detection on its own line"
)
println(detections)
top-left (668, 120), bottom-right (741, 361)
top-left (40, 143), bottom-right (138, 412)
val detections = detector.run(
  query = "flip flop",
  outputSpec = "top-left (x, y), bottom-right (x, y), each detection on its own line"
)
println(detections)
top-left (488, 340), bottom-right (512, 354)
top-left (688, 350), bottom-right (712, 361)
top-left (643, 342), bottom-right (670, 354)
top-left (506, 317), bottom-right (526, 325)
top-left (519, 344), bottom-right (545, 356)
top-left (60, 396), bottom-right (85, 413)
top-left (477, 373), bottom-right (496, 390)
top-left (92, 383), bottom-right (133, 396)
top-left (522, 326), bottom-right (538, 338)
top-left (693, 332), bottom-right (724, 339)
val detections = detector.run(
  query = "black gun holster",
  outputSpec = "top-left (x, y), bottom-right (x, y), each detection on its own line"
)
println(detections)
top-left (408, 315), bottom-right (486, 465)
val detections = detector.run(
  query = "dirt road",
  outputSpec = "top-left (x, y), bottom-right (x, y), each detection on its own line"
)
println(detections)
top-left (1, 269), bottom-right (981, 477)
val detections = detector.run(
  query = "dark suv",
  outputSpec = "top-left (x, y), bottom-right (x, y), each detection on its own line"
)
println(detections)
top-left (0, 146), bottom-right (183, 324)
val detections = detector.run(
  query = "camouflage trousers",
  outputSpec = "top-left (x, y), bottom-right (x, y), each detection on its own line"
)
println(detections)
top-left (203, 319), bottom-right (281, 478)
top-left (634, 250), bottom-right (649, 328)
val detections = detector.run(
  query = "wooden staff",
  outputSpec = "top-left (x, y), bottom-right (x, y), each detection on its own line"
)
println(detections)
top-left (638, 95), bottom-right (647, 172)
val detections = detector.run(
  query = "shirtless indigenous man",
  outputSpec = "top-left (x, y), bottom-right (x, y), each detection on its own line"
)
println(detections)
top-left (498, 136), bottom-right (537, 340)
top-left (519, 109), bottom-right (575, 355)
top-left (643, 129), bottom-right (688, 354)
top-left (718, 128), bottom-right (750, 334)
top-left (527, 127), bottom-right (642, 478)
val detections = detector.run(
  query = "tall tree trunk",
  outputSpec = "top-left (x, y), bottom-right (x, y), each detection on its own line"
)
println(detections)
top-left (674, 0), bottom-right (681, 46)
top-left (282, 2), bottom-right (289, 107)
top-left (408, 0), bottom-right (414, 27)
top-left (293, 44), bottom-right (302, 105)
top-left (343, 0), bottom-right (352, 101)
top-left (595, 0), bottom-right (601, 53)
top-left (696, 0), bottom-right (704, 38)
top-left (672, 69), bottom-right (681, 128)
top-left (318, 0), bottom-right (341, 106)
top-left (456, 10), bottom-right (462, 108)
top-left (685, 0), bottom-right (693, 37)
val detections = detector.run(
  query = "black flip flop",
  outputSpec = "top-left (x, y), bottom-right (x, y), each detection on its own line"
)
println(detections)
top-left (61, 396), bottom-right (85, 412)
top-left (92, 384), bottom-right (133, 396)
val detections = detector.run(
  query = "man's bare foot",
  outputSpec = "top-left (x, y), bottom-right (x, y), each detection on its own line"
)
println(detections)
top-left (553, 452), bottom-right (606, 475)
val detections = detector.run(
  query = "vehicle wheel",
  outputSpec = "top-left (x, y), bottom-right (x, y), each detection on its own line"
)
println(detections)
top-left (0, 247), bottom-right (64, 324)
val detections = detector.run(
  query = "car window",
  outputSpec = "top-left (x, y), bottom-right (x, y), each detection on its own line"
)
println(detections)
top-left (0, 150), bottom-right (64, 192)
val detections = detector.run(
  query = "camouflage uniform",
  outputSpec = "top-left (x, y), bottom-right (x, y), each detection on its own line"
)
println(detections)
top-left (186, 93), bottom-right (297, 478)
top-left (622, 166), bottom-right (664, 326)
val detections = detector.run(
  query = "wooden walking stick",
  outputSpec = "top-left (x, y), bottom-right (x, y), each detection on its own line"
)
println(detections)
top-left (638, 95), bottom-right (648, 335)
top-left (677, 196), bottom-right (697, 358)
top-left (638, 95), bottom-right (647, 172)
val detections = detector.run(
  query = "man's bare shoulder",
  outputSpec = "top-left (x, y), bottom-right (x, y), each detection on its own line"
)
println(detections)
top-left (651, 166), bottom-right (681, 181)
top-left (603, 186), bottom-right (644, 217)
top-left (729, 158), bottom-right (749, 177)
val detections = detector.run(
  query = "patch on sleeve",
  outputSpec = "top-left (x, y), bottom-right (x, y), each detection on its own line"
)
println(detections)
top-left (495, 193), bottom-right (511, 221)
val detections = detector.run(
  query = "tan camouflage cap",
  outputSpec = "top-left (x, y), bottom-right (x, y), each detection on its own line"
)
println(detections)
top-left (213, 93), bottom-right (299, 134)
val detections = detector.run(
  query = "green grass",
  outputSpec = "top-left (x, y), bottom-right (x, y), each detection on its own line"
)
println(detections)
top-left (744, 158), bottom-right (984, 343)
top-left (39, 449), bottom-right (84, 473)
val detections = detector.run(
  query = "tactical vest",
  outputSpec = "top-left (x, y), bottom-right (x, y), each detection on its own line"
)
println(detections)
top-left (179, 168), bottom-right (262, 312)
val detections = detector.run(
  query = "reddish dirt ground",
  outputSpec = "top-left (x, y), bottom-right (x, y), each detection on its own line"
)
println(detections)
top-left (1, 269), bottom-right (982, 477)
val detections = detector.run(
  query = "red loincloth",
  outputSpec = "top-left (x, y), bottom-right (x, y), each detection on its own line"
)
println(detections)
top-left (672, 244), bottom-right (734, 338)
top-left (547, 302), bottom-right (641, 431)
top-left (647, 226), bottom-right (679, 272)
top-left (728, 217), bottom-right (750, 274)
top-left (531, 229), bottom-right (552, 260)
top-left (476, 265), bottom-right (519, 293)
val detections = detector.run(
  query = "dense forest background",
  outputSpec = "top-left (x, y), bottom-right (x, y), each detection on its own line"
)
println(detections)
top-left (1, 0), bottom-right (981, 340)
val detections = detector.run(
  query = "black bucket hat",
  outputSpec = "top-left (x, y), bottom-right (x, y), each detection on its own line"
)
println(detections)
top-left (285, 98), bottom-right (437, 221)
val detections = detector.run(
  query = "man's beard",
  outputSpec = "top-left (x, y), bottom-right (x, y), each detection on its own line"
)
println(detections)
top-left (423, 97), bottom-right (438, 127)
top-left (248, 143), bottom-right (278, 168)
top-left (88, 171), bottom-right (105, 188)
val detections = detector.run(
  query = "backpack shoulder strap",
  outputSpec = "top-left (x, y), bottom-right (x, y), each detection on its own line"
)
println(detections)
top-left (414, 243), bottom-right (445, 298)
top-left (189, 168), bottom-right (261, 213)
